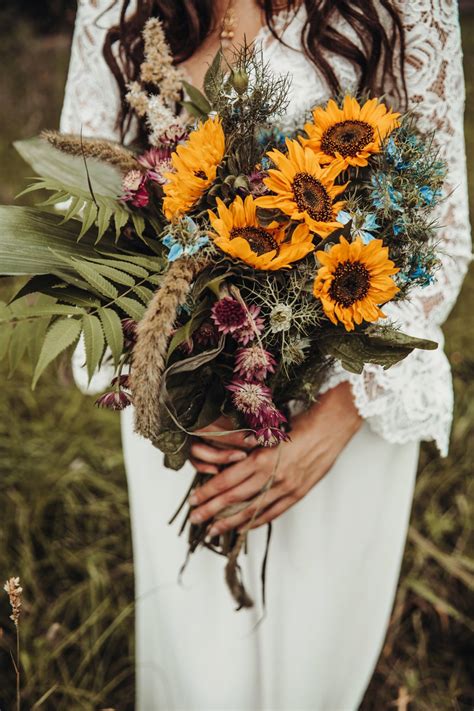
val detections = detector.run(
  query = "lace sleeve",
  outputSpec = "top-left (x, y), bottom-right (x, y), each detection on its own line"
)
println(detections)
top-left (321, 0), bottom-right (472, 456)
top-left (60, 0), bottom-right (126, 139)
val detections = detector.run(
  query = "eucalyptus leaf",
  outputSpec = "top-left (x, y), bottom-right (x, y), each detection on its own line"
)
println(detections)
top-left (182, 81), bottom-right (212, 115)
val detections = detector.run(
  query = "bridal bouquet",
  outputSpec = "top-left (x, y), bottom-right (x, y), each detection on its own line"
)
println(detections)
top-left (0, 20), bottom-right (445, 607)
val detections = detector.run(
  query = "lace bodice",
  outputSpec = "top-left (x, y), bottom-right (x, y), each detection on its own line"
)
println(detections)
top-left (61, 0), bottom-right (471, 455)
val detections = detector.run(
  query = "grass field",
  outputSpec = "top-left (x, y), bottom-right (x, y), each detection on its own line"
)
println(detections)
top-left (0, 13), bottom-right (473, 711)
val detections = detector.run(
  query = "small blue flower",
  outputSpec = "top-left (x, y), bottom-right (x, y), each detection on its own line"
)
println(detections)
top-left (261, 156), bottom-right (271, 170)
top-left (399, 258), bottom-right (435, 287)
top-left (336, 209), bottom-right (380, 244)
top-left (385, 136), bottom-right (410, 170)
top-left (393, 222), bottom-right (404, 236)
top-left (371, 175), bottom-right (403, 212)
top-left (418, 185), bottom-right (442, 206)
top-left (162, 219), bottom-right (209, 262)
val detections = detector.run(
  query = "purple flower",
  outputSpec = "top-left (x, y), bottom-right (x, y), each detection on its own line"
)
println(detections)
top-left (255, 426), bottom-right (289, 447)
top-left (234, 346), bottom-right (276, 382)
top-left (121, 170), bottom-right (150, 208)
top-left (248, 169), bottom-right (269, 197)
top-left (95, 389), bottom-right (133, 411)
top-left (211, 297), bottom-right (248, 335)
top-left (233, 305), bottom-right (265, 346)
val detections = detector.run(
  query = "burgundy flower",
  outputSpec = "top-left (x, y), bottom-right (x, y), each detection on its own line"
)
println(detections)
top-left (138, 147), bottom-right (173, 185)
top-left (122, 169), bottom-right (150, 208)
top-left (255, 426), bottom-right (289, 447)
top-left (95, 389), bottom-right (133, 411)
top-left (233, 305), bottom-right (265, 346)
top-left (194, 321), bottom-right (219, 348)
top-left (248, 169), bottom-right (269, 197)
top-left (226, 380), bottom-right (273, 417)
top-left (122, 319), bottom-right (137, 347)
top-left (111, 374), bottom-right (130, 388)
top-left (211, 297), bottom-right (248, 335)
top-left (234, 346), bottom-right (276, 382)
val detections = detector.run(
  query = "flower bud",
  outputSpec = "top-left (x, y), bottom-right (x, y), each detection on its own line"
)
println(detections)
top-left (231, 69), bottom-right (249, 95)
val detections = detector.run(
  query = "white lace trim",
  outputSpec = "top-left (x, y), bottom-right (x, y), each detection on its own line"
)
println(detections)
top-left (61, 0), bottom-right (472, 454)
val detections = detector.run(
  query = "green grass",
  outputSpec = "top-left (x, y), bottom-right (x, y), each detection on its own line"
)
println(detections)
top-left (0, 14), bottom-right (473, 711)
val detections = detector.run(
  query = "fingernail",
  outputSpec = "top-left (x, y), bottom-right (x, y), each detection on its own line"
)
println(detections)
top-left (208, 525), bottom-right (219, 536)
top-left (190, 512), bottom-right (201, 523)
top-left (228, 451), bottom-right (247, 462)
top-left (188, 494), bottom-right (198, 506)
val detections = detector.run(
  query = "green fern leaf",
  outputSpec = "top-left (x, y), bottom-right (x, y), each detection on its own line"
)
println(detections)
top-left (98, 307), bottom-right (124, 368)
top-left (82, 313), bottom-right (106, 382)
top-left (32, 317), bottom-right (82, 388)
top-left (116, 296), bottom-right (145, 320)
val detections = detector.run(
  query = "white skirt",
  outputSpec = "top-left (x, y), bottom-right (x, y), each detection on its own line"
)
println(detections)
top-left (121, 409), bottom-right (419, 711)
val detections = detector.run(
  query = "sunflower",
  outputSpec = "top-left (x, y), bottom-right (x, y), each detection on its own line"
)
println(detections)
top-left (313, 236), bottom-right (399, 331)
top-left (255, 139), bottom-right (347, 236)
top-left (208, 195), bottom-right (315, 270)
top-left (163, 116), bottom-right (225, 220)
top-left (301, 95), bottom-right (400, 169)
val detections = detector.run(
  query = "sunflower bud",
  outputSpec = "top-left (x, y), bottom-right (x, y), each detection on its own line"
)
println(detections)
top-left (231, 69), bottom-right (249, 95)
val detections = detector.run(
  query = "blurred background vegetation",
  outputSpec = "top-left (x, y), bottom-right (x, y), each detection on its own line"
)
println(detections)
top-left (0, 2), bottom-right (472, 709)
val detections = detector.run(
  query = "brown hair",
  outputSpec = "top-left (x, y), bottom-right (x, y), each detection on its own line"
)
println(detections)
top-left (103, 0), bottom-right (407, 143)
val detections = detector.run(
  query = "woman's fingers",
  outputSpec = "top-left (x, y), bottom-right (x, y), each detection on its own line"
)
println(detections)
top-left (189, 469), bottom-right (273, 524)
top-left (206, 486), bottom-right (284, 535)
top-left (189, 456), bottom-right (256, 509)
top-left (245, 494), bottom-right (298, 529)
top-left (189, 457), bottom-right (219, 475)
top-left (194, 416), bottom-right (257, 450)
top-left (190, 441), bottom-right (248, 466)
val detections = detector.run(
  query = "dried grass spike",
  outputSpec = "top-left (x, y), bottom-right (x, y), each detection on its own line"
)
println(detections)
top-left (131, 256), bottom-right (210, 443)
top-left (41, 130), bottom-right (139, 175)
top-left (4, 576), bottom-right (23, 627)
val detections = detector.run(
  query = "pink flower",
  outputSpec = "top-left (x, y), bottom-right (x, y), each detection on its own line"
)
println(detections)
top-left (111, 374), bottom-right (130, 388)
top-left (138, 147), bottom-right (173, 185)
top-left (226, 380), bottom-right (273, 417)
top-left (234, 346), bottom-right (276, 382)
top-left (247, 403), bottom-right (287, 429)
top-left (211, 297), bottom-right (248, 335)
top-left (122, 169), bottom-right (150, 208)
top-left (255, 427), bottom-right (289, 447)
top-left (121, 318), bottom-right (137, 342)
top-left (233, 305), bottom-right (265, 346)
top-left (160, 124), bottom-right (189, 147)
top-left (95, 389), bottom-right (133, 411)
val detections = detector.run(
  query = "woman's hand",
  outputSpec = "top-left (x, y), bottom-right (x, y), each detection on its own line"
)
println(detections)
top-left (188, 382), bottom-right (362, 533)
top-left (190, 414), bottom-right (258, 474)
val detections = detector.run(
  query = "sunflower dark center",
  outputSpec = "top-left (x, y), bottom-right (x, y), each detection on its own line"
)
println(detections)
top-left (194, 169), bottom-right (207, 180)
top-left (292, 173), bottom-right (332, 221)
top-left (321, 120), bottom-right (374, 158)
top-left (230, 226), bottom-right (279, 256)
top-left (329, 260), bottom-right (370, 307)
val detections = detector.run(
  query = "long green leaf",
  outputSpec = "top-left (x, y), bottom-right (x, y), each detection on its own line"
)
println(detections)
top-left (15, 137), bottom-right (123, 197)
top-left (0, 206), bottom-right (115, 276)
top-left (82, 314), bottom-right (106, 382)
top-left (98, 308), bottom-right (124, 368)
top-left (32, 317), bottom-right (82, 388)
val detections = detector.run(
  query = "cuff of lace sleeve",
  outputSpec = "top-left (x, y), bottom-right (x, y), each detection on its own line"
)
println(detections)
top-left (72, 336), bottom-right (116, 396)
top-left (319, 349), bottom-right (454, 457)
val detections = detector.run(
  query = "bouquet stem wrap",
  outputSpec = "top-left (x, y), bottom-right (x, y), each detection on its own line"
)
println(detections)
top-left (131, 255), bottom-right (210, 444)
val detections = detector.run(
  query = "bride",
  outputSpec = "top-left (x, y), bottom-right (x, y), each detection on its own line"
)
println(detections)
top-left (62, 1), bottom-right (471, 709)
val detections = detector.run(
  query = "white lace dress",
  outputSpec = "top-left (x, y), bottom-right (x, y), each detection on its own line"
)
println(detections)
top-left (61, 2), bottom-right (471, 710)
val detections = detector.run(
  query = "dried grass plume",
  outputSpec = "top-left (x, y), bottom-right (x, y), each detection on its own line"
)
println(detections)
top-left (131, 256), bottom-right (209, 443)
top-left (4, 576), bottom-right (23, 627)
top-left (41, 130), bottom-right (139, 175)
